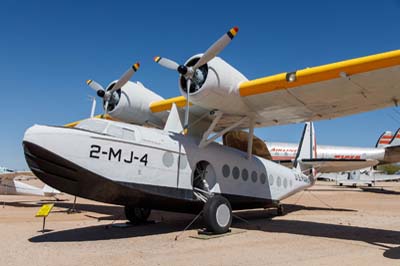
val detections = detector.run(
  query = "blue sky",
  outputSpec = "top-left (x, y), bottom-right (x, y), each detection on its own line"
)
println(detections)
top-left (1, 0), bottom-right (400, 169)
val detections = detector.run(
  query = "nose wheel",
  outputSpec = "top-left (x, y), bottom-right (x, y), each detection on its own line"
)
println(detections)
top-left (202, 195), bottom-right (232, 234)
top-left (124, 206), bottom-right (152, 224)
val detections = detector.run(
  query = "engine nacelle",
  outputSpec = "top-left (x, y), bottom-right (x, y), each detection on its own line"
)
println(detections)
top-left (107, 81), bottom-right (167, 127)
top-left (179, 55), bottom-right (250, 114)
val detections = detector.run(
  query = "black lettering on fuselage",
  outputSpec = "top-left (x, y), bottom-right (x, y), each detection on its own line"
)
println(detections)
top-left (90, 145), bottom-right (101, 159)
top-left (124, 151), bottom-right (134, 163)
top-left (109, 147), bottom-right (122, 162)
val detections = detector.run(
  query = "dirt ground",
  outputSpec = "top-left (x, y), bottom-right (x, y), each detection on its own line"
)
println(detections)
top-left (1, 181), bottom-right (400, 266)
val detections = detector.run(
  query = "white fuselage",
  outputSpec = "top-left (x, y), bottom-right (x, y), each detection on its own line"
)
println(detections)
top-left (23, 119), bottom-right (312, 212)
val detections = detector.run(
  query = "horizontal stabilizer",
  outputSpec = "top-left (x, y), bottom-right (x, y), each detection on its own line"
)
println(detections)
top-left (299, 158), bottom-right (379, 173)
top-left (383, 145), bottom-right (400, 163)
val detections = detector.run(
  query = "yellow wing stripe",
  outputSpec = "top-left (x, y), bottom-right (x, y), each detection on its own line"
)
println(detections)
top-left (149, 96), bottom-right (190, 113)
top-left (64, 114), bottom-right (114, 128)
top-left (239, 49), bottom-right (400, 97)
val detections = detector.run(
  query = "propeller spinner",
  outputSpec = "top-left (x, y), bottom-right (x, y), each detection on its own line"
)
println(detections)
top-left (154, 26), bottom-right (239, 131)
top-left (86, 62), bottom-right (140, 114)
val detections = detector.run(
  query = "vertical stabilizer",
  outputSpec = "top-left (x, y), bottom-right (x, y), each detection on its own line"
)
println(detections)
top-left (376, 131), bottom-right (393, 148)
top-left (294, 122), bottom-right (316, 174)
top-left (164, 103), bottom-right (183, 133)
top-left (389, 128), bottom-right (400, 146)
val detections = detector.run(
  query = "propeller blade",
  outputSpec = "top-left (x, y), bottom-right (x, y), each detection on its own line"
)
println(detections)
top-left (154, 56), bottom-right (180, 70)
top-left (184, 78), bottom-right (191, 132)
top-left (104, 100), bottom-right (109, 115)
top-left (192, 26), bottom-right (239, 70)
top-left (109, 62), bottom-right (140, 94)
top-left (86, 79), bottom-right (104, 92)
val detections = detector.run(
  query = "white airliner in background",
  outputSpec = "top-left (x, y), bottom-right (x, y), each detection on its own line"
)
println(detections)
top-left (23, 27), bottom-right (400, 233)
top-left (267, 129), bottom-right (400, 165)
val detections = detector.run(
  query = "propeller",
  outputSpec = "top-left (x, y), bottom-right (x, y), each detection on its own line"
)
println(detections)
top-left (86, 62), bottom-right (140, 114)
top-left (154, 26), bottom-right (239, 131)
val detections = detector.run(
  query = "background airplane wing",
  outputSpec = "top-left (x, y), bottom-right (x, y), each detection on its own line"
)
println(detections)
top-left (239, 50), bottom-right (400, 127)
top-left (299, 159), bottom-right (379, 173)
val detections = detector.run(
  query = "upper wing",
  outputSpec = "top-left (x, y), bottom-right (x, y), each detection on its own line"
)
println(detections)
top-left (149, 49), bottom-right (400, 130)
top-left (239, 49), bottom-right (400, 126)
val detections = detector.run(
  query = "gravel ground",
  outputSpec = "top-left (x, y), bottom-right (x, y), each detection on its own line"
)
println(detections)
top-left (0, 181), bottom-right (399, 266)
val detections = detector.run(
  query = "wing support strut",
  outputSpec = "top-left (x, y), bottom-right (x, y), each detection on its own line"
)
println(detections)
top-left (198, 112), bottom-right (247, 149)
top-left (247, 117), bottom-right (255, 160)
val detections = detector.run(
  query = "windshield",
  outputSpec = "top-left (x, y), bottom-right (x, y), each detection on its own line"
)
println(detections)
top-left (75, 119), bottom-right (108, 134)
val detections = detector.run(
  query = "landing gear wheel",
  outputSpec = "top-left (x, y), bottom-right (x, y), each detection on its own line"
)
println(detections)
top-left (124, 206), bottom-right (151, 224)
top-left (277, 204), bottom-right (284, 216)
top-left (203, 195), bottom-right (232, 234)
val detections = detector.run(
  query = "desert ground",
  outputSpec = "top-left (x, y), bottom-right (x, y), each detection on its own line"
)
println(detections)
top-left (1, 180), bottom-right (400, 266)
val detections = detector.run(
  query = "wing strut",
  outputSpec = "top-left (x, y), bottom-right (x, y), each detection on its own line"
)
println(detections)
top-left (199, 113), bottom-right (247, 148)
top-left (247, 117), bottom-right (255, 159)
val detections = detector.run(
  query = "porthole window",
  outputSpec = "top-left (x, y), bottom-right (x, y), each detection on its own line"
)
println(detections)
top-left (242, 168), bottom-right (249, 181)
top-left (222, 165), bottom-right (230, 178)
top-left (289, 179), bottom-right (293, 187)
top-left (179, 155), bottom-right (188, 169)
top-left (277, 176), bottom-right (282, 187)
top-left (260, 173), bottom-right (267, 184)
top-left (251, 171), bottom-right (258, 183)
top-left (162, 152), bottom-right (174, 168)
top-left (283, 178), bottom-right (288, 188)
top-left (269, 174), bottom-right (274, 186)
top-left (232, 167), bottom-right (240, 180)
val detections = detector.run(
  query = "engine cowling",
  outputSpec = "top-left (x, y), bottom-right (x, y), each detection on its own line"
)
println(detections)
top-left (106, 81), bottom-right (167, 127)
top-left (179, 55), bottom-right (250, 114)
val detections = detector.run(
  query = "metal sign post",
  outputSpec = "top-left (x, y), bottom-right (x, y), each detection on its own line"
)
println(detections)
top-left (35, 204), bottom-right (54, 233)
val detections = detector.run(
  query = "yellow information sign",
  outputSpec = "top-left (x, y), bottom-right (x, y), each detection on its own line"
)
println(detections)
top-left (36, 204), bottom-right (54, 217)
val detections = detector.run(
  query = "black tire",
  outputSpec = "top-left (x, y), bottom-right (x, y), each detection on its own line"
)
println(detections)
top-left (203, 195), bottom-right (232, 234)
top-left (277, 204), bottom-right (284, 216)
top-left (124, 206), bottom-right (151, 224)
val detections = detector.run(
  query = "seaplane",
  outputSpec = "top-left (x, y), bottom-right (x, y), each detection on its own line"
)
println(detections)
top-left (23, 27), bottom-right (400, 233)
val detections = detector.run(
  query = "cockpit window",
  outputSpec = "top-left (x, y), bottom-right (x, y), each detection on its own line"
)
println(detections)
top-left (75, 119), bottom-right (108, 133)
top-left (106, 125), bottom-right (136, 141)
top-left (106, 124), bottom-right (123, 138)
top-left (122, 128), bottom-right (136, 141)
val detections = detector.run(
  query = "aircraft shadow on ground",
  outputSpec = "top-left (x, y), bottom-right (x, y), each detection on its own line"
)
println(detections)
top-left (360, 187), bottom-right (400, 195)
top-left (28, 212), bottom-right (200, 243)
top-left (233, 216), bottom-right (400, 260)
top-left (28, 204), bottom-right (354, 243)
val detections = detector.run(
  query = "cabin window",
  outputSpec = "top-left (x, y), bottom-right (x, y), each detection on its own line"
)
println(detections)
top-left (283, 178), bottom-right (288, 188)
top-left (222, 165), bottom-right (230, 178)
top-left (269, 174), bottom-right (274, 186)
top-left (251, 171), bottom-right (258, 183)
top-left (242, 168), bottom-right (249, 181)
top-left (277, 176), bottom-right (282, 187)
top-left (232, 167), bottom-right (240, 180)
top-left (260, 173), bottom-right (267, 184)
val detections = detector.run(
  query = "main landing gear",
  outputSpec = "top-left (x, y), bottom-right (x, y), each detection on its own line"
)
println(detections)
top-left (202, 195), bottom-right (232, 234)
top-left (124, 206), bottom-right (152, 224)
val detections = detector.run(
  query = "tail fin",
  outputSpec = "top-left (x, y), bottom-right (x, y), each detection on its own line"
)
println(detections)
top-left (294, 122), bottom-right (316, 174)
top-left (389, 128), bottom-right (400, 146)
top-left (375, 131), bottom-right (393, 148)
